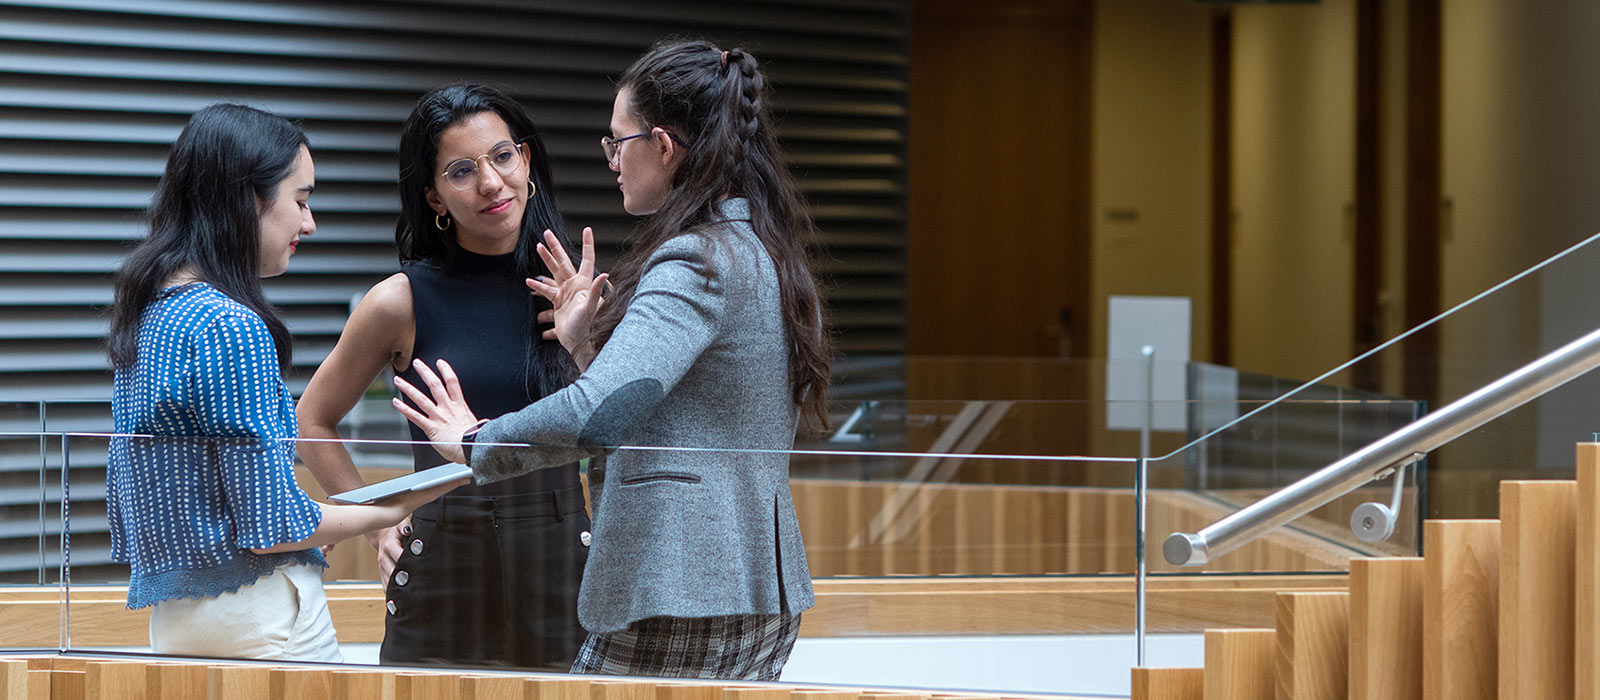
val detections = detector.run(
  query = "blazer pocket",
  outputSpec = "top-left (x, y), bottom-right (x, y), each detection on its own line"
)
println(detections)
top-left (619, 471), bottom-right (703, 486)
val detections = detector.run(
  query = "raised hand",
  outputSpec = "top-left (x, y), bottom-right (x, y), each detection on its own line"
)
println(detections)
top-left (527, 226), bottom-right (607, 369)
top-left (391, 358), bottom-right (480, 464)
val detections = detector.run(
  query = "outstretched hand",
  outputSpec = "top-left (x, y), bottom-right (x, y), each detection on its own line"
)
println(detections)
top-left (391, 358), bottom-right (480, 464)
top-left (527, 226), bottom-right (607, 368)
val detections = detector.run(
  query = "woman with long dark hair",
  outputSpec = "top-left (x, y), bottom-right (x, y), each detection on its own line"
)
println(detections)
top-left (395, 41), bottom-right (832, 680)
top-left (106, 103), bottom-right (460, 661)
top-left (297, 83), bottom-right (590, 669)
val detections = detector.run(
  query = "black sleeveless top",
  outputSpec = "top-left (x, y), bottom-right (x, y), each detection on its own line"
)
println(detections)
top-left (398, 250), bottom-right (578, 497)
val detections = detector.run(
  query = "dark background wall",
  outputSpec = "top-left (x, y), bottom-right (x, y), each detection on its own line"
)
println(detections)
top-left (0, 0), bottom-right (911, 407)
top-left (0, 0), bottom-right (910, 578)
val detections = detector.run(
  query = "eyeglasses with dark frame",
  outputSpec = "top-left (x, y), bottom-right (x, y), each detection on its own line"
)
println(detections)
top-left (600, 128), bottom-right (689, 165)
top-left (437, 141), bottom-right (528, 191)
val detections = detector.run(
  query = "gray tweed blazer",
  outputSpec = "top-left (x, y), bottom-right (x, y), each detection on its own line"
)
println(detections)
top-left (469, 198), bottom-right (814, 634)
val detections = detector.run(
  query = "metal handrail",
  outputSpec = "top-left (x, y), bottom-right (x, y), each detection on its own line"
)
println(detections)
top-left (1164, 324), bottom-right (1600, 567)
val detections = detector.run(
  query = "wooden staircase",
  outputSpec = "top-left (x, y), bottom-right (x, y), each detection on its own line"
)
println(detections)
top-left (1133, 443), bottom-right (1600, 700)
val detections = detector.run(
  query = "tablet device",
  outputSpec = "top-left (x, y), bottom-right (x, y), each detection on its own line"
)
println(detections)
top-left (328, 463), bottom-right (472, 504)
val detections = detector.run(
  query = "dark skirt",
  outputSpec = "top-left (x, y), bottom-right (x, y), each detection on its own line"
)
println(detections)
top-left (571, 613), bottom-right (802, 681)
top-left (379, 484), bottom-right (590, 670)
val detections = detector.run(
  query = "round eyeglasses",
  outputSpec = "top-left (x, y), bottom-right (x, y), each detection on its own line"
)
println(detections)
top-left (438, 142), bottom-right (527, 191)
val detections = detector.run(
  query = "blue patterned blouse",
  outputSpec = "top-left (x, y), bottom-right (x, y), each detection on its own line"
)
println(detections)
top-left (108, 283), bottom-right (324, 609)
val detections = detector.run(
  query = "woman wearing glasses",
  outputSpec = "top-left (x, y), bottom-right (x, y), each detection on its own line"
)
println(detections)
top-left (395, 41), bottom-right (832, 680)
top-left (297, 83), bottom-right (589, 669)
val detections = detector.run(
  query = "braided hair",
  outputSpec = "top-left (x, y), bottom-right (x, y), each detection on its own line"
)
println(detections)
top-left (597, 39), bottom-right (833, 432)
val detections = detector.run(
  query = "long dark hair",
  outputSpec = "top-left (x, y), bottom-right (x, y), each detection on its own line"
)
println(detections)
top-left (395, 82), bottom-right (574, 398)
top-left (600, 39), bottom-right (833, 431)
top-left (108, 103), bottom-right (306, 373)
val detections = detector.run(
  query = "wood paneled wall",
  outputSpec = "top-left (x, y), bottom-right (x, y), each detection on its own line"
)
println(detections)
top-left (906, 0), bottom-right (1092, 360)
top-left (1, 573), bottom-right (1348, 648)
top-left (303, 470), bottom-right (1375, 581)
top-left (791, 479), bottom-right (1361, 577)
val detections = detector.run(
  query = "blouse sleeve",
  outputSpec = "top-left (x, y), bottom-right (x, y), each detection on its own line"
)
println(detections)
top-left (192, 313), bottom-right (322, 549)
top-left (470, 234), bottom-right (728, 482)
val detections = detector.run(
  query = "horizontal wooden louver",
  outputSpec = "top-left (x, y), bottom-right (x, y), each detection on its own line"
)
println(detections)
top-left (0, 0), bottom-right (908, 581)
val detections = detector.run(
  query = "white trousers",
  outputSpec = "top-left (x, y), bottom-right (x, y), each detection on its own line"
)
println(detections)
top-left (149, 562), bottom-right (342, 662)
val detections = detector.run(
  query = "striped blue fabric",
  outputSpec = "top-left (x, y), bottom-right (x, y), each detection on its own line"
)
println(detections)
top-left (107, 283), bottom-right (324, 610)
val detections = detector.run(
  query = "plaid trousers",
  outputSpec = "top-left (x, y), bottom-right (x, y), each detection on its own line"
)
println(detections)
top-left (571, 613), bottom-right (802, 681)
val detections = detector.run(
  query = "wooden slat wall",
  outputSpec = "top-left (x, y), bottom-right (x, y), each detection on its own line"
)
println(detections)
top-left (0, 573), bottom-right (1351, 647)
top-left (0, 0), bottom-right (910, 578)
top-left (306, 472), bottom-right (1365, 581)
top-left (793, 479), bottom-right (1367, 576)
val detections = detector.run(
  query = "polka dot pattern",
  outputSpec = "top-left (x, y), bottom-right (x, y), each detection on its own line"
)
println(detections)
top-left (107, 283), bottom-right (325, 609)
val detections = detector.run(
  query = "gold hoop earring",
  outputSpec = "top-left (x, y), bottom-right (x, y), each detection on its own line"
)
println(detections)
top-left (527, 178), bottom-right (537, 198)
top-left (434, 212), bottom-right (452, 231)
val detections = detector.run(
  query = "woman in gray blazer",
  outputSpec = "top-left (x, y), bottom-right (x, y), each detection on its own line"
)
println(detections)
top-left (394, 39), bottom-right (832, 681)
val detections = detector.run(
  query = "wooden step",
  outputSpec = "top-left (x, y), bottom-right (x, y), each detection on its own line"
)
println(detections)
top-left (1203, 628), bottom-right (1275, 700)
top-left (48, 669), bottom-right (85, 700)
top-left (1577, 444), bottom-right (1600, 700)
top-left (531, 677), bottom-right (593, 700)
top-left (1423, 519), bottom-right (1499, 700)
top-left (145, 662), bottom-right (206, 700)
top-left (1349, 557), bottom-right (1423, 700)
top-left (0, 661), bottom-right (24, 700)
top-left (205, 666), bottom-right (271, 700)
top-left (1130, 667), bottom-right (1202, 700)
top-left (270, 667), bottom-right (333, 700)
top-left (26, 669), bottom-right (51, 700)
top-left (394, 671), bottom-right (458, 700)
top-left (1500, 480), bottom-right (1577, 700)
top-left (83, 661), bottom-right (144, 700)
top-left (1276, 591), bottom-right (1349, 700)
top-left (456, 674), bottom-right (524, 700)
top-left (657, 685), bottom-right (726, 700)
